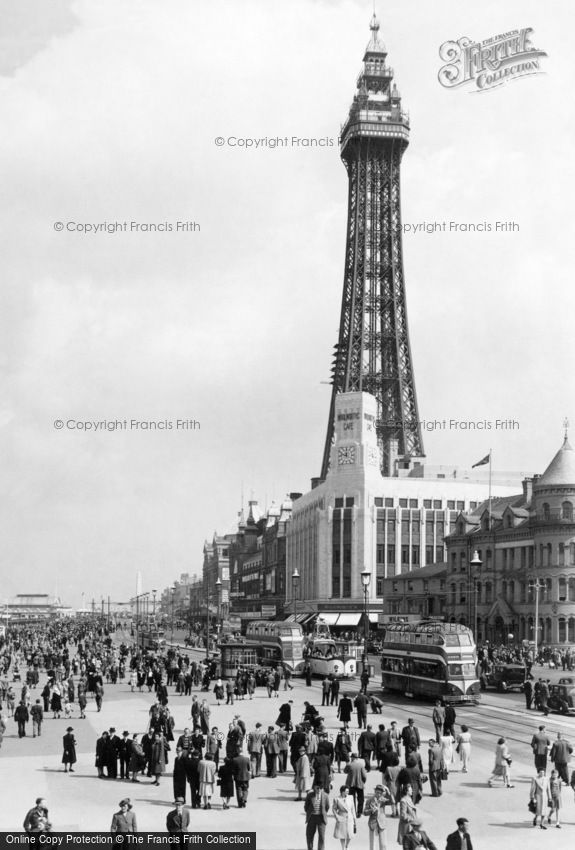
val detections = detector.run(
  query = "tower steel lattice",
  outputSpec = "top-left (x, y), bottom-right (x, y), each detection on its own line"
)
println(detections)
top-left (321, 15), bottom-right (425, 478)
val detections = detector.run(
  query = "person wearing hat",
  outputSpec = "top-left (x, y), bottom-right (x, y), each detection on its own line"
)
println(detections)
top-left (364, 784), bottom-right (392, 850)
top-left (118, 731), bottom-right (132, 780)
top-left (446, 818), bottom-right (473, 850)
top-left (401, 816), bottom-right (437, 850)
top-left (108, 728), bottom-right (121, 780)
top-left (110, 798), bottom-right (137, 833)
top-left (401, 719), bottom-right (421, 757)
top-left (62, 726), bottom-right (77, 773)
top-left (427, 739), bottom-right (445, 797)
top-left (166, 797), bottom-right (189, 834)
top-left (295, 745), bottom-right (313, 800)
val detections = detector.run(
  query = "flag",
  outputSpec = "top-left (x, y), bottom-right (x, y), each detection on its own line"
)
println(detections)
top-left (472, 453), bottom-right (491, 468)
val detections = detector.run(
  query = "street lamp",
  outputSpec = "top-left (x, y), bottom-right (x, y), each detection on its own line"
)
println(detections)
top-left (292, 569), bottom-right (300, 624)
top-left (215, 578), bottom-right (222, 638)
top-left (361, 569), bottom-right (371, 672)
top-left (469, 550), bottom-right (482, 641)
top-left (529, 579), bottom-right (546, 660)
top-left (152, 589), bottom-right (157, 620)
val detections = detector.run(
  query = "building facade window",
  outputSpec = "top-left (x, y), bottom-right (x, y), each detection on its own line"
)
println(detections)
top-left (562, 501), bottom-right (573, 520)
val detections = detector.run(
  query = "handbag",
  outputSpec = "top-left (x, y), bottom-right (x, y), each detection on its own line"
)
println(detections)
top-left (440, 767), bottom-right (449, 781)
top-left (421, 773), bottom-right (428, 784)
top-left (528, 799), bottom-right (536, 814)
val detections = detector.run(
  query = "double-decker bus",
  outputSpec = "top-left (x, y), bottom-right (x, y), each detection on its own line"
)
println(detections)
top-left (301, 618), bottom-right (361, 679)
top-left (380, 620), bottom-right (480, 703)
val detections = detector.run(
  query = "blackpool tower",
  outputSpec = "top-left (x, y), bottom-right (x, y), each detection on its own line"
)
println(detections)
top-left (321, 15), bottom-right (425, 478)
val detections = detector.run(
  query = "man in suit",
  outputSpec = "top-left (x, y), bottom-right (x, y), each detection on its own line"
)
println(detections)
top-left (344, 752), bottom-right (367, 817)
top-left (550, 731), bottom-right (572, 784)
top-left (118, 731), bottom-right (132, 780)
top-left (263, 726), bottom-right (280, 777)
top-left (365, 784), bottom-right (392, 850)
top-left (401, 719), bottom-right (421, 757)
top-left (358, 725), bottom-right (376, 771)
top-left (445, 817), bottom-right (473, 850)
top-left (354, 692), bottom-right (369, 729)
top-left (108, 728), bottom-right (121, 779)
top-left (402, 817), bottom-right (437, 850)
top-left (427, 739), bottom-right (444, 797)
top-left (248, 722), bottom-right (265, 778)
top-left (304, 782), bottom-right (330, 850)
top-left (231, 752), bottom-right (251, 808)
top-left (530, 725), bottom-right (551, 772)
top-left (432, 701), bottom-right (445, 743)
top-left (166, 797), bottom-right (190, 835)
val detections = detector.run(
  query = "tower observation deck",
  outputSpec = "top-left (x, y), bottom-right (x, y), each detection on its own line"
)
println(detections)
top-left (321, 15), bottom-right (424, 478)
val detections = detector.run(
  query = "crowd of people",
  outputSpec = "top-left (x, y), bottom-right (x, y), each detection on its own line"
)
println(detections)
top-left (2, 621), bottom-right (575, 847)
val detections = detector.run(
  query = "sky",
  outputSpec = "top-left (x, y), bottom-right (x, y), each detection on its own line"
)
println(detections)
top-left (1, 0), bottom-right (574, 607)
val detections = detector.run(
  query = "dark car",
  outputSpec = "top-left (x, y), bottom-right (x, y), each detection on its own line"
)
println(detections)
top-left (548, 683), bottom-right (575, 715)
top-left (480, 663), bottom-right (526, 692)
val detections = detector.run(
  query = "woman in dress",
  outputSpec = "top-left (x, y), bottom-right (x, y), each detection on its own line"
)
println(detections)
top-left (383, 751), bottom-right (401, 817)
top-left (332, 785), bottom-right (356, 850)
top-left (62, 726), bottom-right (77, 773)
top-left (217, 756), bottom-right (235, 809)
top-left (295, 746), bottom-right (313, 800)
top-left (397, 783), bottom-right (417, 846)
top-left (396, 754), bottom-right (424, 804)
top-left (213, 679), bottom-right (224, 706)
top-left (547, 769), bottom-right (562, 828)
top-left (487, 737), bottom-right (514, 788)
top-left (530, 768), bottom-right (551, 829)
top-left (456, 725), bottom-right (471, 773)
top-left (439, 731), bottom-right (455, 775)
top-left (149, 731), bottom-right (169, 786)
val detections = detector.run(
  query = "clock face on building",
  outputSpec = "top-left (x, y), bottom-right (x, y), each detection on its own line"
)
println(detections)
top-left (367, 447), bottom-right (379, 465)
top-left (338, 446), bottom-right (356, 465)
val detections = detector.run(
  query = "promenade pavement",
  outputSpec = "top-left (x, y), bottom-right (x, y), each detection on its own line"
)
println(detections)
top-left (1, 663), bottom-right (574, 848)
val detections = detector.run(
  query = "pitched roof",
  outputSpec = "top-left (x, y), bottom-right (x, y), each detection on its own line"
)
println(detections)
top-left (538, 436), bottom-right (575, 487)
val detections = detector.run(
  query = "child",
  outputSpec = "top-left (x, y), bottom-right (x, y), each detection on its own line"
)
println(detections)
top-left (64, 699), bottom-right (73, 719)
top-left (548, 769), bottom-right (562, 828)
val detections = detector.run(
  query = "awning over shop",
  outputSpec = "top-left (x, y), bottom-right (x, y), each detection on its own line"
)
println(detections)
top-left (335, 613), bottom-right (362, 628)
top-left (316, 613), bottom-right (340, 626)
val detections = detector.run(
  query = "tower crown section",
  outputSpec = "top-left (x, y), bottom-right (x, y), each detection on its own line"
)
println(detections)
top-left (341, 14), bottom-right (409, 153)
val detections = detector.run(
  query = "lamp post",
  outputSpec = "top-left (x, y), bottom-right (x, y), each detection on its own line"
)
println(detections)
top-left (361, 569), bottom-right (371, 672)
top-left (132, 591), bottom-right (149, 651)
top-left (152, 589), bottom-right (157, 621)
top-left (292, 569), bottom-right (300, 624)
top-left (215, 578), bottom-right (222, 638)
top-left (469, 550), bottom-right (482, 641)
top-left (529, 579), bottom-right (546, 660)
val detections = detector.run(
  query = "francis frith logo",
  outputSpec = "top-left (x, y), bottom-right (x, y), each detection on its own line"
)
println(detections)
top-left (438, 27), bottom-right (547, 92)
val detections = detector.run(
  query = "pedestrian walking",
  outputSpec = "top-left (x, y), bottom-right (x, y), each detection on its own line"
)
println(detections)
top-left (546, 769), bottom-right (562, 828)
top-left (337, 694), bottom-right (353, 730)
top-left (14, 700), bottom-right (30, 737)
top-left (445, 818), bottom-right (473, 850)
top-left (304, 782), bottom-right (330, 850)
top-left (550, 731), bottom-right (572, 784)
top-left (295, 747), bottom-right (313, 800)
top-left (432, 701), bottom-right (444, 743)
top-left (530, 725), bottom-right (551, 772)
top-left (455, 726), bottom-right (471, 773)
top-left (401, 719), bottom-right (420, 757)
top-left (529, 768), bottom-right (551, 829)
top-left (231, 751), bottom-right (251, 808)
top-left (31, 700), bottom-right (43, 737)
top-left (397, 784), bottom-right (418, 846)
top-left (166, 798), bottom-right (190, 834)
top-left (62, 727), bottom-right (77, 772)
top-left (23, 797), bottom-right (51, 833)
top-left (218, 756), bottom-right (235, 809)
top-left (344, 753), bottom-right (367, 817)
top-left (364, 783), bottom-right (391, 850)
top-left (487, 737), bottom-right (514, 788)
top-left (427, 739), bottom-right (444, 797)
top-left (110, 798), bottom-right (137, 833)
top-left (263, 725), bottom-right (280, 778)
top-left (199, 752), bottom-right (217, 809)
top-left (332, 785), bottom-right (356, 850)
top-left (354, 692), bottom-right (369, 729)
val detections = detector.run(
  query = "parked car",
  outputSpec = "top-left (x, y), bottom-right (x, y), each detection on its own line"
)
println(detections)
top-left (548, 682), bottom-right (575, 714)
top-left (480, 663), bottom-right (526, 692)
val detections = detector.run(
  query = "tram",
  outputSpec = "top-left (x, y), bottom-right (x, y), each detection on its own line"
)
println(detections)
top-left (243, 620), bottom-right (305, 671)
top-left (301, 618), bottom-right (362, 679)
top-left (380, 620), bottom-right (480, 703)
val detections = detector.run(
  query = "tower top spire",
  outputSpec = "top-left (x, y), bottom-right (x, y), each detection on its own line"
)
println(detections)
top-left (366, 11), bottom-right (386, 55)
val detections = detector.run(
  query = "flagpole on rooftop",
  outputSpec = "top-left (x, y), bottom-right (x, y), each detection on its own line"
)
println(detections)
top-left (488, 449), bottom-right (492, 530)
